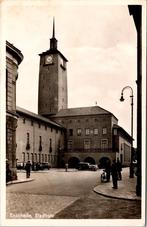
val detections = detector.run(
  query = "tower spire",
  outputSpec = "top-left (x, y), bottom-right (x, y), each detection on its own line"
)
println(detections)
top-left (50, 17), bottom-right (57, 50)
top-left (52, 17), bottom-right (55, 38)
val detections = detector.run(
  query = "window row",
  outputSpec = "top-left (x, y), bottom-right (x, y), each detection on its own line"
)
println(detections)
top-left (22, 118), bottom-right (60, 133)
top-left (22, 152), bottom-right (57, 163)
top-left (59, 118), bottom-right (104, 124)
top-left (69, 127), bottom-right (107, 136)
top-left (26, 133), bottom-right (53, 152)
top-left (67, 139), bottom-right (108, 150)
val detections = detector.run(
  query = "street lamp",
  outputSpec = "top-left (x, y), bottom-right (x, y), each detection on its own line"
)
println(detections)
top-left (120, 86), bottom-right (134, 178)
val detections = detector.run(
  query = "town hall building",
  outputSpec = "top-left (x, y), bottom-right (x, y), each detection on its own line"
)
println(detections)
top-left (6, 20), bottom-right (132, 173)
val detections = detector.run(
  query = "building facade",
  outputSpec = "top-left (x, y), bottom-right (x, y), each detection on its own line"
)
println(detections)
top-left (16, 107), bottom-right (65, 167)
top-left (6, 41), bottom-right (23, 179)
top-left (51, 107), bottom-right (132, 168)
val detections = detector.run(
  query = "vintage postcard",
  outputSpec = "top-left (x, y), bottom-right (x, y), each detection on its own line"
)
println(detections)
top-left (0, 0), bottom-right (146, 226)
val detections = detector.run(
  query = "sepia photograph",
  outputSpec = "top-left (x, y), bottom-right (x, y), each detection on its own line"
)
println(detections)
top-left (0, 0), bottom-right (146, 226)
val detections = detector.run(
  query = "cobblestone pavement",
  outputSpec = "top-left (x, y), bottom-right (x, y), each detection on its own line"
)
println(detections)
top-left (6, 169), bottom-right (141, 219)
top-left (6, 192), bottom-right (78, 219)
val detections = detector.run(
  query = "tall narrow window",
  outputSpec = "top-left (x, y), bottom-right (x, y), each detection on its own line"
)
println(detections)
top-left (39, 136), bottom-right (42, 151)
top-left (26, 133), bottom-right (30, 150)
top-left (49, 138), bottom-right (52, 153)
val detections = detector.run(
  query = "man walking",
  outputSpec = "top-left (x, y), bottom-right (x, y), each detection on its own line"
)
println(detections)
top-left (111, 159), bottom-right (118, 189)
top-left (116, 158), bottom-right (122, 180)
top-left (25, 161), bottom-right (31, 178)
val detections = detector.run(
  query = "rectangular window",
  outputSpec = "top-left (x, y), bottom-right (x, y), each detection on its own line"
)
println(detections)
top-left (77, 128), bottom-right (82, 136)
top-left (35, 153), bottom-right (37, 162)
top-left (69, 129), bottom-right (73, 136)
top-left (31, 120), bottom-right (33, 126)
top-left (101, 139), bottom-right (108, 150)
top-left (23, 118), bottom-right (25, 124)
top-left (94, 128), bottom-right (98, 135)
top-left (85, 128), bottom-right (90, 135)
top-left (38, 123), bottom-right (41, 128)
top-left (45, 154), bottom-right (47, 162)
top-left (27, 153), bottom-right (29, 161)
top-left (84, 139), bottom-right (91, 150)
top-left (22, 152), bottom-right (25, 162)
top-left (42, 154), bottom-right (44, 163)
top-left (102, 127), bottom-right (107, 135)
top-left (90, 129), bottom-right (93, 135)
top-left (67, 140), bottom-right (72, 150)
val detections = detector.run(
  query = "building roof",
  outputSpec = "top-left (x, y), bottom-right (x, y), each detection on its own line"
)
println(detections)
top-left (52, 106), bottom-right (118, 120)
top-left (113, 124), bottom-right (133, 141)
top-left (16, 106), bottom-right (64, 129)
top-left (6, 41), bottom-right (24, 65)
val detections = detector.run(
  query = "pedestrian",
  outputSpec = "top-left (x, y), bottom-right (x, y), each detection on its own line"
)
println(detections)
top-left (116, 158), bottom-right (122, 180)
top-left (105, 159), bottom-right (111, 182)
top-left (65, 163), bottom-right (68, 172)
top-left (111, 159), bottom-right (118, 189)
top-left (25, 160), bottom-right (31, 178)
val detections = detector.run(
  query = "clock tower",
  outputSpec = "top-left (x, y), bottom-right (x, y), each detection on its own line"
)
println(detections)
top-left (38, 19), bottom-right (68, 116)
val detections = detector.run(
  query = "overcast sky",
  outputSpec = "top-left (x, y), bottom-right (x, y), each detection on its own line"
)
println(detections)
top-left (4, 0), bottom-right (138, 145)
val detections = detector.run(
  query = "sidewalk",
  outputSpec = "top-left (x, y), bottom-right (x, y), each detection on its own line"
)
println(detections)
top-left (94, 167), bottom-right (141, 201)
top-left (6, 171), bottom-right (34, 185)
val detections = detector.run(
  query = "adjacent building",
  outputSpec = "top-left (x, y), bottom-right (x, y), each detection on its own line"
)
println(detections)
top-left (6, 41), bottom-right (23, 179)
top-left (16, 107), bottom-right (65, 167)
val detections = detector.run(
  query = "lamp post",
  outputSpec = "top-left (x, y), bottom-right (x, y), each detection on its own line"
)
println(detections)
top-left (120, 86), bottom-right (134, 178)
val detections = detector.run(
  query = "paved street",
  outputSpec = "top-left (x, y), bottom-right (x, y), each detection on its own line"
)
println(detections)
top-left (6, 169), bottom-right (141, 219)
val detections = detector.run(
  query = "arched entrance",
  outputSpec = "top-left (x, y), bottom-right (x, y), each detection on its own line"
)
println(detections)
top-left (84, 157), bottom-right (95, 164)
top-left (68, 157), bottom-right (80, 168)
top-left (99, 157), bottom-right (111, 169)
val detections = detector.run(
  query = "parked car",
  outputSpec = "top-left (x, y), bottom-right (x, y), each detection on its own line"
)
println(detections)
top-left (89, 164), bottom-right (98, 171)
top-left (39, 162), bottom-right (51, 170)
top-left (77, 162), bottom-right (91, 170)
top-left (16, 162), bottom-right (26, 170)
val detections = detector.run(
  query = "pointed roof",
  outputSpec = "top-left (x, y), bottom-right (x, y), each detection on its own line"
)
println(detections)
top-left (52, 17), bottom-right (55, 38)
top-left (39, 18), bottom-right (68, 62)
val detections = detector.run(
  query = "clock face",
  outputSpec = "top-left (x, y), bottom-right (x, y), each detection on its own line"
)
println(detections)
top-left (45, 55), bottom-right (53, 64)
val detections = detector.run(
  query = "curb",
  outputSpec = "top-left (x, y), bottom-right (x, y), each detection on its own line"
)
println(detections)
top-left (93, 187), bottom-right (141, 201)
top-left (6, 178), bottom-right (34, 185)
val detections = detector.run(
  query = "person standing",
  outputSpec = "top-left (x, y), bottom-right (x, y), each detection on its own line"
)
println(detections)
top-left (65, 163), bottom-right (68, 172)
top-left (111, 159), bottom-right (118, 189)
top-left (105, 160), bottom-right (111, 182)
top-left (25, 161), bottom-right (31, 178)
top-left (116, 158), bottom-right (122, 180)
